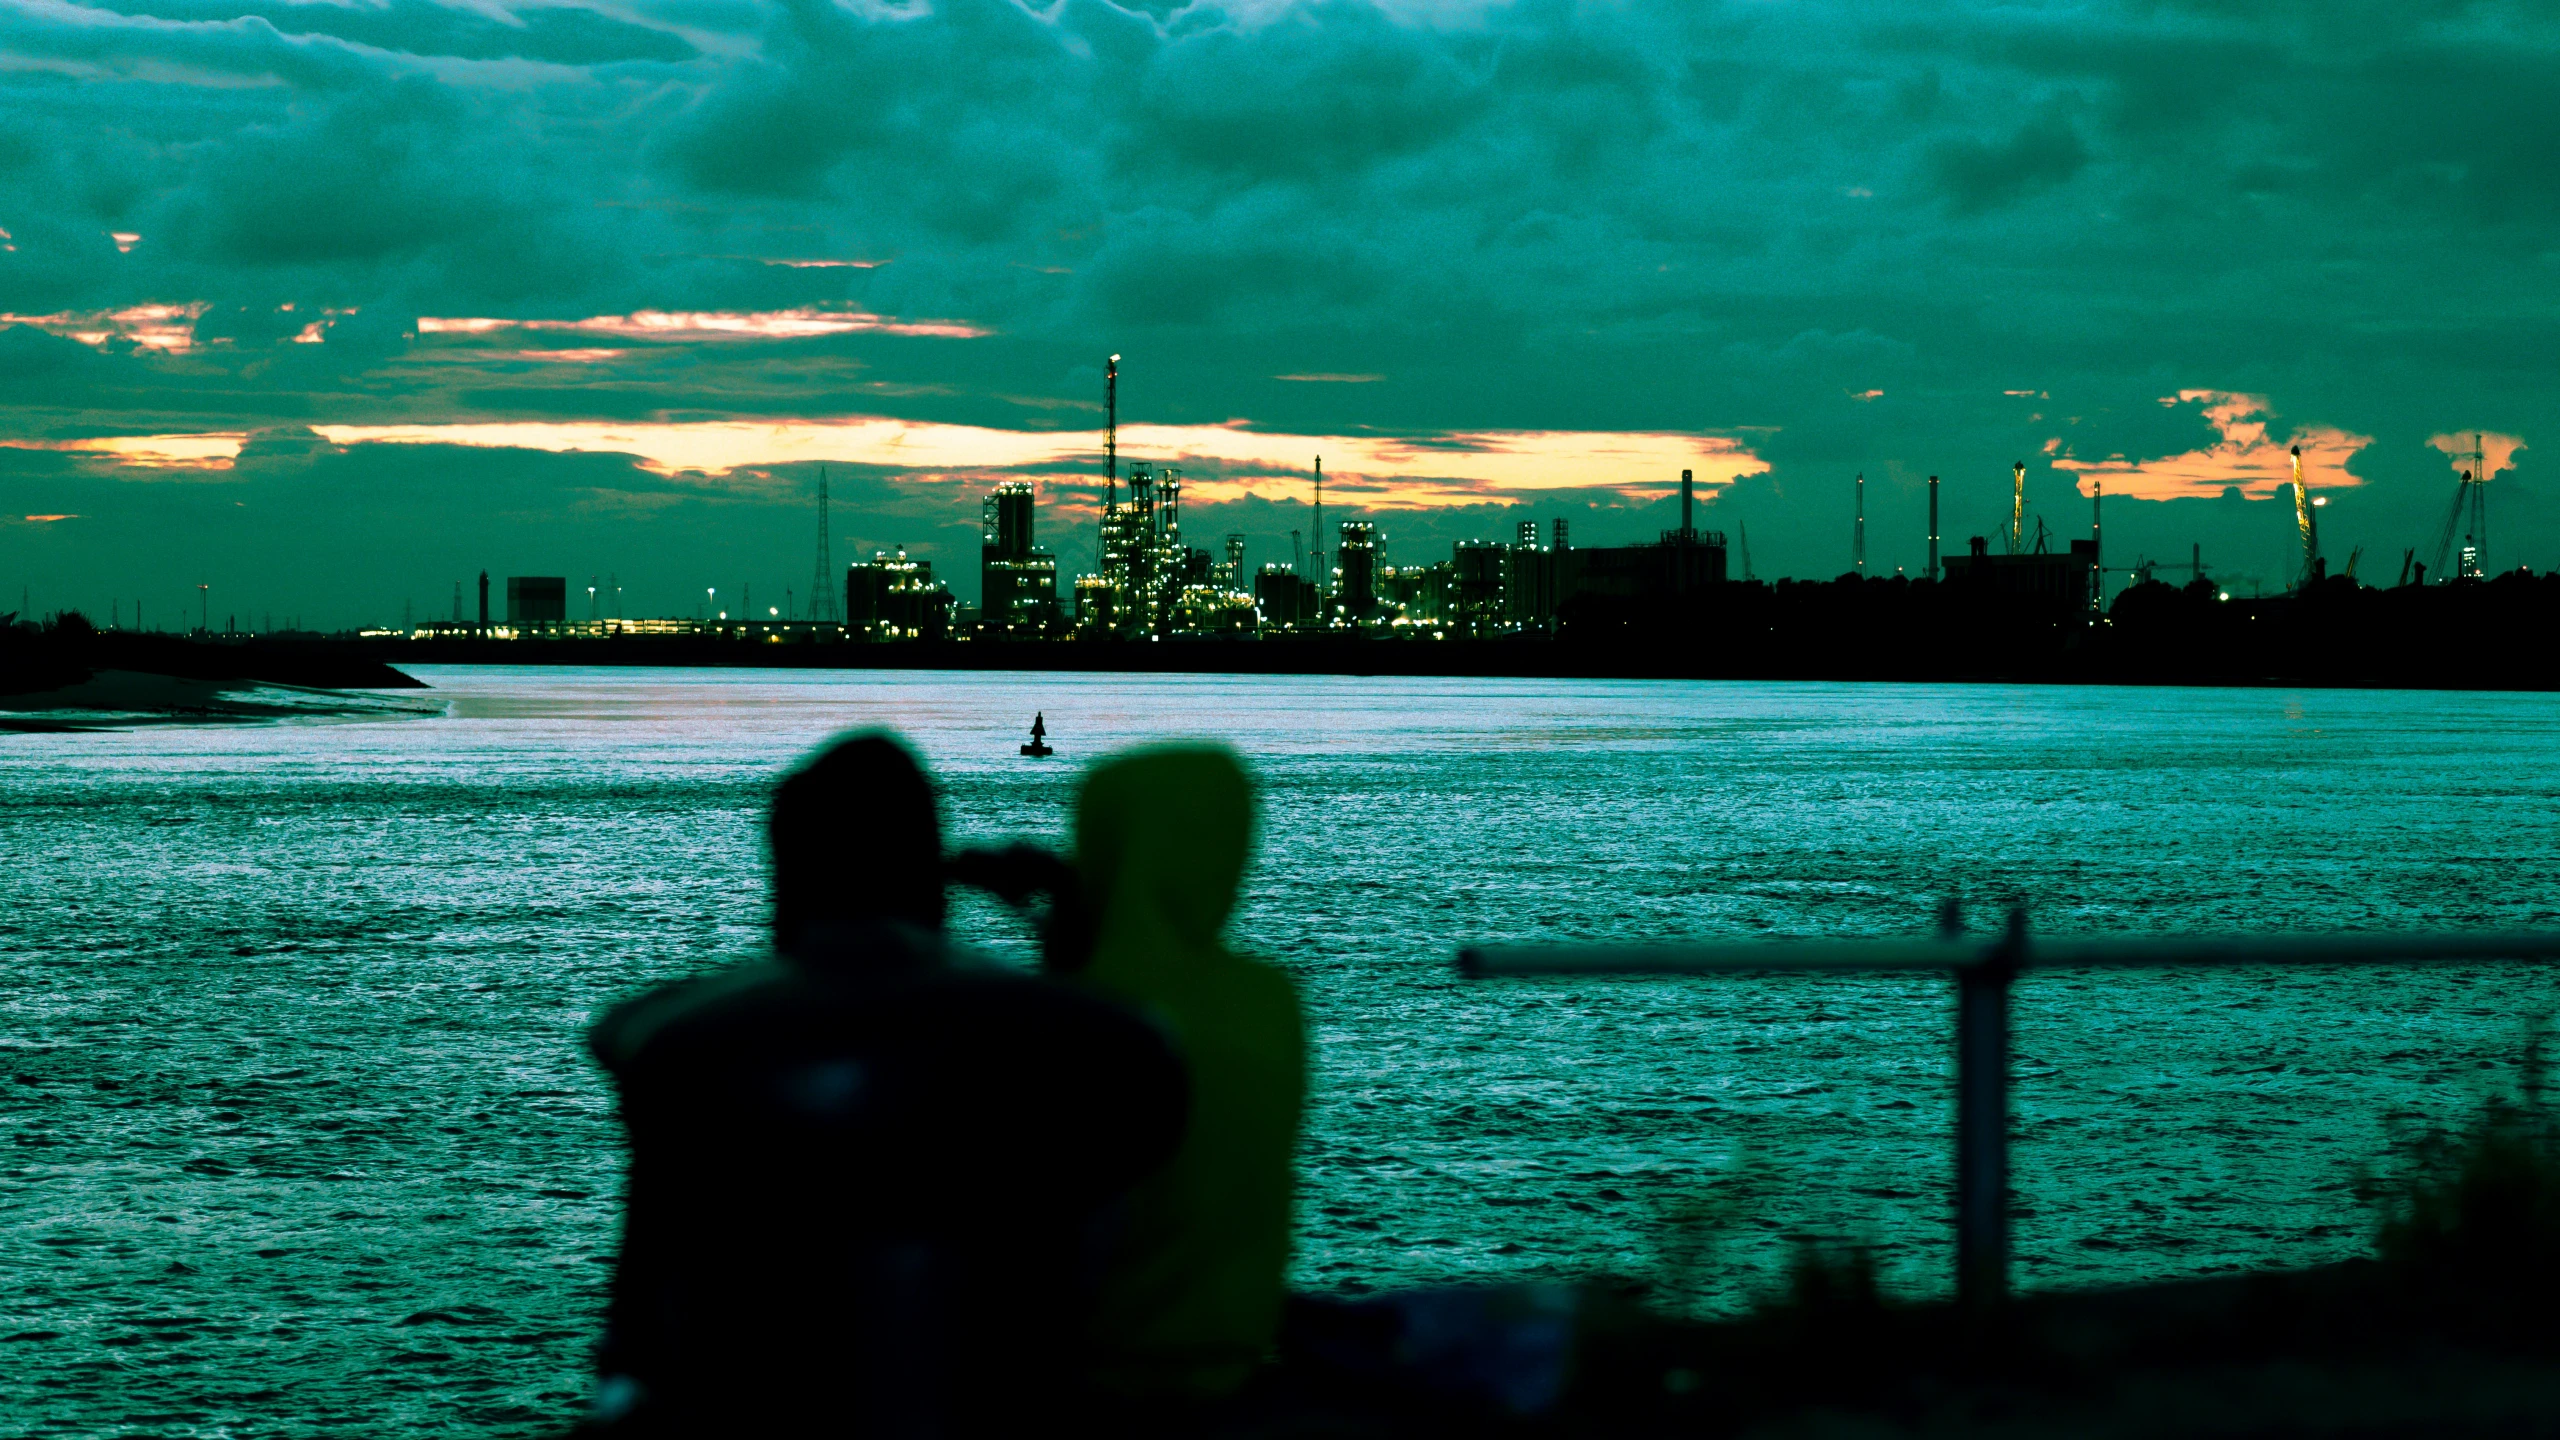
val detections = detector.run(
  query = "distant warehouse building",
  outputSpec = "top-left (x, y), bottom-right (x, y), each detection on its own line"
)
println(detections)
top-left (1559, 531), bottom-right (1726, 601)
top-left (1941, 536), bottom-right (2098, 611)
top-left (506, 576), bottom-right (566, 627)
top-left (1561, 467), bottom-right (1727, 603)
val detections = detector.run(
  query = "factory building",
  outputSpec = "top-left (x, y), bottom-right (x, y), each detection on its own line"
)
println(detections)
top-left (979, 483), bottom-right (1059, 634)
top-left (1379, 560), bottom-right (1449, 626)
top-left (506, 576), bottom-right (566, 628)
top-left (1448, 542), bottom-right (1507, 636)
top-left (847, 548), bottom-right (952, 641)
top-left (1555, 468), bottom-right (1728, 605)
top-left (1941, 535), bottom-right (2099, 610)
top-left (1086, 462), bottom-right (1219, 638)
top-left (1335, 522), bottom-right (1379, 623)
top-left (1254, 565), bottom-right (1319, 627)
top-left (1506, 521), bottom-right (1561, 632)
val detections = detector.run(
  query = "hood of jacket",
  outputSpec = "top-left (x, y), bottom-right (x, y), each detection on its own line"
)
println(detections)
top-left (1074, 745), bottom-right (1253, 986)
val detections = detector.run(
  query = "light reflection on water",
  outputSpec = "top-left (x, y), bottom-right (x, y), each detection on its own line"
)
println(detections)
top-left (4, 665), bottom-right (2557, 1436)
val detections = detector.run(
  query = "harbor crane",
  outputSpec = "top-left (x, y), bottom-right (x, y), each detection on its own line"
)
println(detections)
top-left (2430, 433), bottom-right (2489, 581)
top-left (2006, 461), bottom-right (2026, 555)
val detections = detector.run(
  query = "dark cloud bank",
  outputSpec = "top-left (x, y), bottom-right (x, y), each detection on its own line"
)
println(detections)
top-left (2, 0), bottom-right (2554, 623)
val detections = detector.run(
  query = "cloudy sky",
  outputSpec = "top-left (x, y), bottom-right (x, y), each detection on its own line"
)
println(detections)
top-left (2, 0), bottom-right (2552, 625)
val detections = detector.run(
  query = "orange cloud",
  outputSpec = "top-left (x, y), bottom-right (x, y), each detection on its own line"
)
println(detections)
top-left (416, 306), bottom-right (987, 342)
top-left (2048, 390), bottom-right (2370, 501)
top-left (307, 418), bottom-right (1767, 509)
top-left (0, 432), bottom-right (246, 469)
top-left (0, 302), bottom-right (205, 352)
top-left (2427, 431), bottom-right (2526, 482)
top-left (21, 514), bottom-right (79, 523)
top-left (497, 348), bottom-right (630, 363)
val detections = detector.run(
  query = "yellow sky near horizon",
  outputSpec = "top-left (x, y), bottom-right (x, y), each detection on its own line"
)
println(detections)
top-left (301, 418), bottom-right (1770, 507)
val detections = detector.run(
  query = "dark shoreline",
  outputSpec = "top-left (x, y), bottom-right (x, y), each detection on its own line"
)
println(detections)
top-left (12, 564), bottom-right (2560, 695)
top-left (338, 632), bottom-right (2560, 694)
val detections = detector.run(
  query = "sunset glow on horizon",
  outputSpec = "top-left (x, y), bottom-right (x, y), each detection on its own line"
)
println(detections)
top-left (305, 418), bottom-right (1769, 508)
top-left (0, 432), bottom-right (250, 469)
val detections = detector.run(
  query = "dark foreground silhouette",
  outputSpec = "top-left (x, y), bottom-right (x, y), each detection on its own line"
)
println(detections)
top-left (1066, 746), bottom-right (1308, 1402)
top-left (571, 735), bottom-right (2560, 1438)
top-left (583, 736), bottom-right (1189, 1435)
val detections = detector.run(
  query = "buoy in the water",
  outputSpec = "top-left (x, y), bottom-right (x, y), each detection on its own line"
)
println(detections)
top-left (1020, 710), bottom-right (1053, 758)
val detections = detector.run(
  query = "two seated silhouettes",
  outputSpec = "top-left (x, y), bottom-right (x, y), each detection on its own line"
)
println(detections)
top-left (585, 733), bottom-right (1305, 1435)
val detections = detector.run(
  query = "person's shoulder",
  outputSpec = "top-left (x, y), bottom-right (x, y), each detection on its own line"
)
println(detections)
top-left (1214, 947), bottom-right (1306, 1010)
top-left (586, 959), bottom-right (801, 1072)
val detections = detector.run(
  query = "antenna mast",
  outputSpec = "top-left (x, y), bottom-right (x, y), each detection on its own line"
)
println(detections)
top-left (1099, 354), bottom-right (1120, 601)
top-left (1853, 472), bottom-right (1866, 576)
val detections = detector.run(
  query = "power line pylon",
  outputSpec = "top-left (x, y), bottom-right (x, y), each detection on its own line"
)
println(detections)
top-left (808, 467), bottom-right (839, 623)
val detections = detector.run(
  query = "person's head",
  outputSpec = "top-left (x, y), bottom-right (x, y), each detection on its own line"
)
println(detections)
top-left (768, 732), bottom-right (946, 956)
top-left (1074, 745), bottom-right (1254, 955)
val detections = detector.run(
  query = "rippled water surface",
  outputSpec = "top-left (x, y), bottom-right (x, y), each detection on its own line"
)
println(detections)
top-left (6, 667), bottom-right (2559, 1436)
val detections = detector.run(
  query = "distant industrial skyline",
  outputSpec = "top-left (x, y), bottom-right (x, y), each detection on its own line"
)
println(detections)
top-left (2, 1), bottom-right (2550, 625)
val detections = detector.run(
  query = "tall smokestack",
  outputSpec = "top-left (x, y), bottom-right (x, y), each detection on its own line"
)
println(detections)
top-left (2092, 478), bottom-right (2104, 612)
top-left (1311, 456), bottom-right (1323, 602)
top-left (477, 571), bottom-right (488, 631)
top-left (1680, 468), bottom-right (1693, 536)
top-left (1927, 475), bottom-right (1940, 580)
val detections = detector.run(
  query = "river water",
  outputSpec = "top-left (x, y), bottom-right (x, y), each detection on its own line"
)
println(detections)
top-left (4, 667), bottom-right (2557, 1436)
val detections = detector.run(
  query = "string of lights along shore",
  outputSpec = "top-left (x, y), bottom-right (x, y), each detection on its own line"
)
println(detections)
top-left (368, 360), bottom-right (2510, 646)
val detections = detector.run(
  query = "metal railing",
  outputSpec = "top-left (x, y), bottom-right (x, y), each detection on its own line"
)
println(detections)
top-left (1458, 911), bottom-right (2560, 1304)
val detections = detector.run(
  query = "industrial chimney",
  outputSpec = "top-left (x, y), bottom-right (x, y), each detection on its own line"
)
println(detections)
top-left (1680, 469), bottom-right (1693, 538)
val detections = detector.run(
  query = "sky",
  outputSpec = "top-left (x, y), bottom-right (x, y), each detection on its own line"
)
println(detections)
top-left (2, 0), bottom-right (2554, 625)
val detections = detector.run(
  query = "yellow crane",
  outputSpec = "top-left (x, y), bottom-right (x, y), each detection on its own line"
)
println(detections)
top-left (2007, 461), bottom-right (2026, 555)
top-left (2430, 433), bottom-right (2488, 581)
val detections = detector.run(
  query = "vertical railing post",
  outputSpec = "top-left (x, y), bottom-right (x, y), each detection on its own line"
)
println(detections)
top-left (1956, 907), bottom-right (2023, 1306)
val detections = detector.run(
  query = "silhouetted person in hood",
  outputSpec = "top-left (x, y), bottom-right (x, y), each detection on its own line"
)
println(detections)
top-left (1069, 745), bottom-right (1307, 1401)
top-left (586, 733), bottom-right (1188, 1437)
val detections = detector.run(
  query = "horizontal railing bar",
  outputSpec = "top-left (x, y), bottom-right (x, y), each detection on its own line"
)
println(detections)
top-left (1458, 929), bottom-right (2560, 979)
top-left (1461, 938), bottom-right (1973, 977)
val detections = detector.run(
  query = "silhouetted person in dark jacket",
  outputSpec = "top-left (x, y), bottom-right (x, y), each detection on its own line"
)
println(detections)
top-left (585, 733), bottom-right (1189, 1437)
